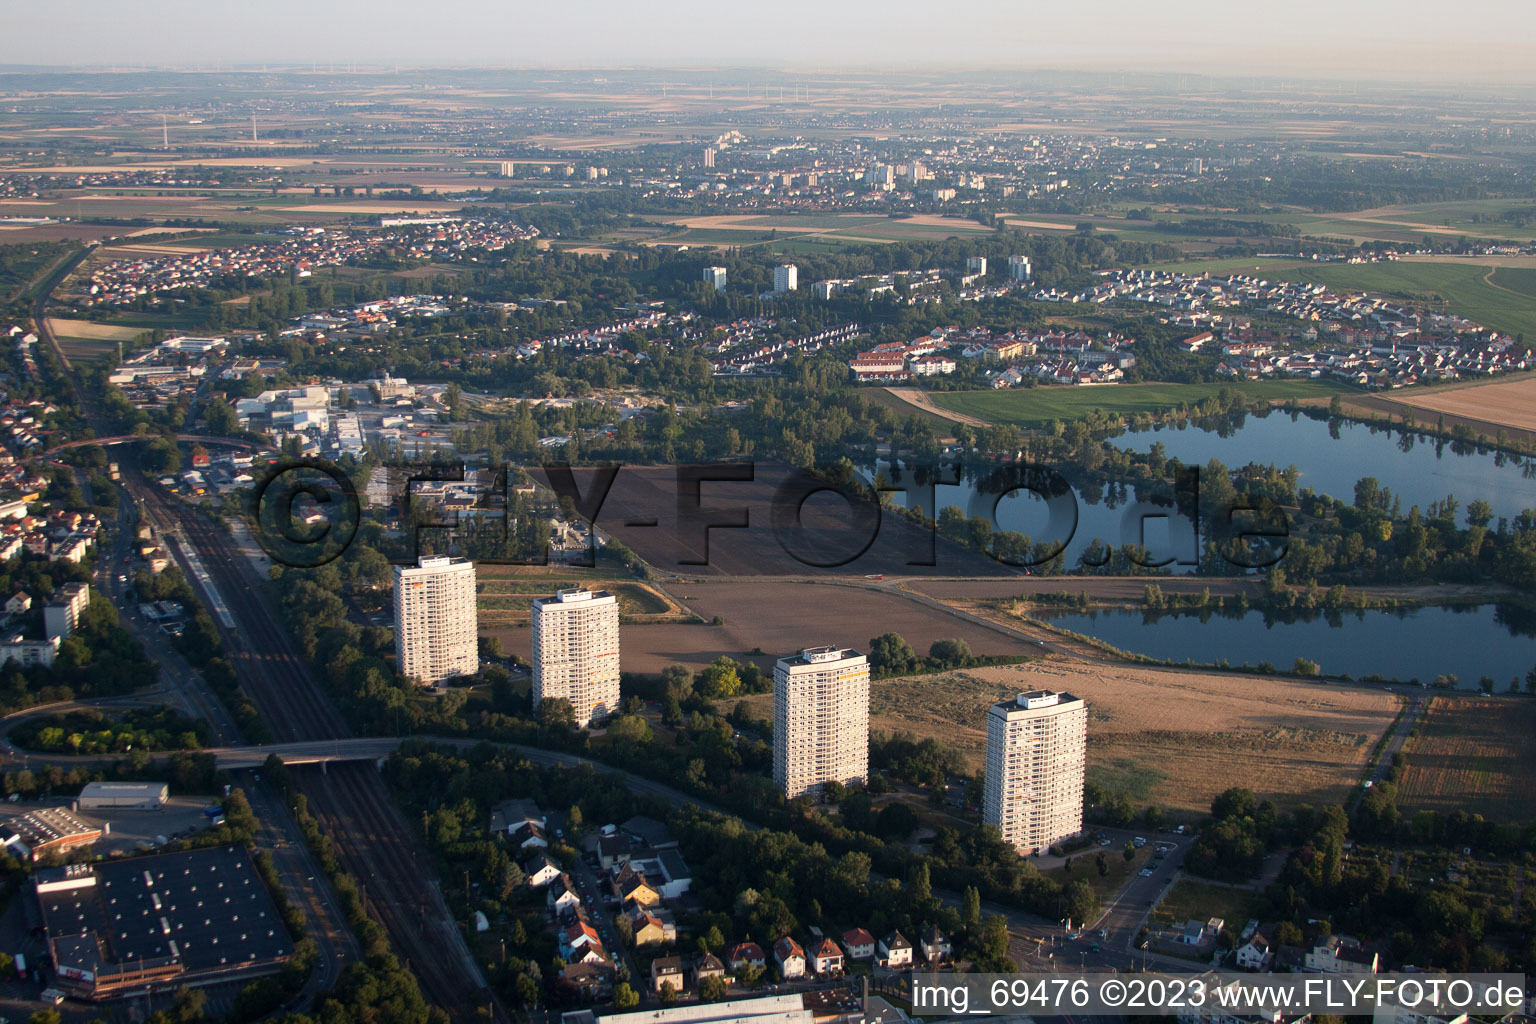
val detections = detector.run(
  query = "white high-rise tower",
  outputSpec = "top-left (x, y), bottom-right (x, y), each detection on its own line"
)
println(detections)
top-left (393, 556), bottom-right (479, 685)
top-left (773, 646), bottom-right (869, 800)
top-left (531, 588), bottom-right (621, 727)
top-left (983, 690), bottom-right (1086, 854)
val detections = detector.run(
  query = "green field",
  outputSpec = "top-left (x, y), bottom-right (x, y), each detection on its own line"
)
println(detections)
top-left (1277, 260), bottom-right (1536, 338)
top-left (927, 380), bottom-right (1357, 428)
top-left (1151, 879), bottom-right (1265, 933)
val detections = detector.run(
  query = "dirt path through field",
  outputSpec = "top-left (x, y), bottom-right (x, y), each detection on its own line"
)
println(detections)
top-left (883, 387), bottom-right (991, 427)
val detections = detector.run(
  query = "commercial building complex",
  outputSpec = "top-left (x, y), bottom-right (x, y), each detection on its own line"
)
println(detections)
top-left (1, 806), bottom-right (103, 861)
top-left (36, 846), bottom-right (294, 1000)
top-left (531, 588), bottom-right (621, 727)
top-left (772, 646), bottom-right (869, 801)
top-left (982, 690), bottom-right (1087, 854)
top-left (393, 556), bottom-right (479, 685)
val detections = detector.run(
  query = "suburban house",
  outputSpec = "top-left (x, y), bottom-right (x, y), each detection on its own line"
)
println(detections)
top-left (774, 936), bottom-right (807, 980)
top-left (920, 925), bottom-right (952, 965)
top-left (560, 960), bottom-right (614, 998)
top-left (842, 928), bottom-right (876, 962)
top-left (488, 798), bottom-right (545, 835)
top-left (1180, 917), bottom-right (1225, 946)
top-left (611, 864), bottom-right (662, 908)
top-left (523, 852), bottom-right (561, 889)
top-left (1306, 935), bottom-right (1378, 974)
top-left (510, 821), bottom-right (549, 851)
top-left (546, 875), bottom-right (581, 913)
top-left (559, 921), bottom-right (602, 958)
top-left (597, 833), bottom-right (632, 870)
top-left (1236, 928), bottom-right (1275, 971)
top-left (565, 942), bottom-right (607, 967)
top-left (727, 941), bottom-right (767, 974)
top-left (631, 908), bottom-right (669, 947)
top-left (810, 937), bottom-right (844, 976)
top-left (878, 930), bottom-right (913, 969)
top-left (650, 955), bottom-right (684, 996)
top-left (693, 952), bottom-right (725, 986)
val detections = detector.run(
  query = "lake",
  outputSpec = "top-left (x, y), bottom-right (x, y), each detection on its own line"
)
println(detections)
top-left (1122, 411), bottom-right (1536, 524)
top-left (1036, 603), bottom-right (1536, 688)
top-left (870, 410), bottom-right (1536, 572)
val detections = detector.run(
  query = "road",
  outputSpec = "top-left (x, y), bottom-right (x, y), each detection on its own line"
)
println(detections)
top-left (1367, 695), bottom-right (1426, 788)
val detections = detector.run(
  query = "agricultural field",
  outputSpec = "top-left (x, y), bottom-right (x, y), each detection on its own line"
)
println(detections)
top-left (834, 659), bottom-right (1396, 814)
top-left (925, 379), bottom-right (1356, 428)
top-left (475, 577), bottom-right (679, 624)
top-left (1276, 259), bottom-right (1536, 339)
top-left (642, 211), bottom-right (995, 250)
top-left (44, 317), bottom-right (144, 361)
top-left (486, 577), bottom-right (1032, 676)
top-left (1382, 373), bottom-right (1536, 435)
top-left (1398, 696), bottom-right (1536, 820)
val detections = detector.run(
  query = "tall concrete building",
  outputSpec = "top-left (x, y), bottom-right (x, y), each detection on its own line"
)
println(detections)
top-left (967, 256), bottom-right (988, 276)
top-left (1008, 254), bottom-right (1033, 281)
top-left (702, 147), bottom-right (717, 168)
top-left (983, 690), bottom-right (1086, 855)
top-left (773, 264), bottom-right (798, 293)
top-left (531, 588), bottom-right (620, 727)
top-left (703, 266), bottom-right (728, 292)
top-left (44, 582), bottom-right (90, 642)
top-left (393, 556), bottom-right (479, 685)
top-left (773, 646), bottom-right (869, 800)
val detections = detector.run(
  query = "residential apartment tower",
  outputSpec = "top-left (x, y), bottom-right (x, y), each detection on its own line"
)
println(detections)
top-left (982, 690), bottom-right (1086, 854)
top-left (393, 556), bottom-right (479, 685)
top-left (772, 646), bottom-right (869, 800)
top-left (531, 588), bottom-right (621, 727)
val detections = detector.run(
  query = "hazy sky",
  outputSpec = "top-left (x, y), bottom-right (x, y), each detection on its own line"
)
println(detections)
top-left (8, 0), bottom-right (1536, 81)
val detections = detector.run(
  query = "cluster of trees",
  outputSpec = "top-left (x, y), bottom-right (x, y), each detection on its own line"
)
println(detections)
top-left (870, 731), bottom-right (969, 790)
top-left (1182, 784), bottom-right (1536, 975)
top-left (866, 632), bottom-right (1017, 678)
top-left (12, 705), bottom-right (207, 755)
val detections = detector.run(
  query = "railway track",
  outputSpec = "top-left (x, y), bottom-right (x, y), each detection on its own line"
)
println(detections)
top-left (34, 250), bottom-right (500, 1021)
top-left (129, 477), bottom-right (498, 1021)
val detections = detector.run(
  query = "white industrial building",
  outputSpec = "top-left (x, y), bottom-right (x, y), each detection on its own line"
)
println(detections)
top-left (393, 556), bottom-right (479, 685)
top-left (562, 992), bottom-right (813, 1024)
top-left (531, 589), bottom-right (620, 727)
top-left (77, 781), bottom-right (169, 811)
top-left (772, 646), bottom-right (869, 801)
top-left (983, 690), bottom-right (1086, 854)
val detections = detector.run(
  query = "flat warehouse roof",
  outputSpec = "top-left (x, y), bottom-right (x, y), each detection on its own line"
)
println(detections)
top-left (39, 846), bottom-right (291, 980)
